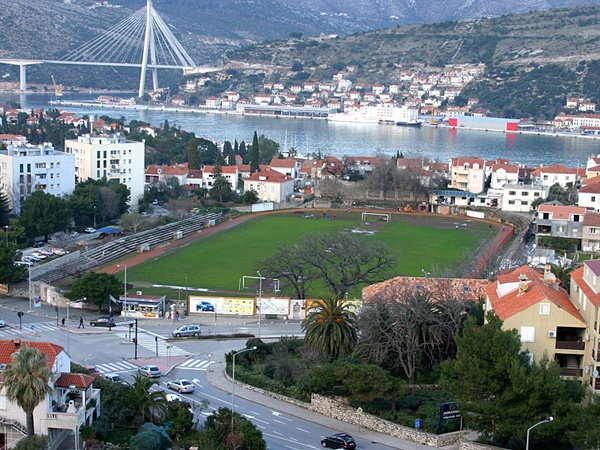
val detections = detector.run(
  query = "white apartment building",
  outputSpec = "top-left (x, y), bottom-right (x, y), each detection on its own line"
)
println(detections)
top-left (0, 141), bottom-right (75, 213)
top-left (501, 183), bottom-right (548, 213)
top-left (64, 134), bottom-right (145, 205)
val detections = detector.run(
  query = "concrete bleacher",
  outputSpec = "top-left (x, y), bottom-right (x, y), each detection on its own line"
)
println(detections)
top-left (32, 212), bottom-right (222, 283)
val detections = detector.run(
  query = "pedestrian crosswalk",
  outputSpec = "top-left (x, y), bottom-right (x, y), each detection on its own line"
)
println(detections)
top-left (177, 358), bottom-right (214, 371)
top-left (136, 331), bottom-right (189, 357)
top-left (0, 321), bottom-right (58, 336)
top-left (95, 360), bottom-right (139, 375)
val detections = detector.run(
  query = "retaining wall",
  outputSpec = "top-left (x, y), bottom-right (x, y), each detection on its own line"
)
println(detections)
top-left (225, 371), bottom-right (466, 447)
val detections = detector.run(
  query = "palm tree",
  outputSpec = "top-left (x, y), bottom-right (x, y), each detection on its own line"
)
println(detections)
top-left (301, 297), bottom-right (358, 359)
top-left (114, 374), bottom-right (168, 428)
top-left (2, 346), bottom-right (52, 436)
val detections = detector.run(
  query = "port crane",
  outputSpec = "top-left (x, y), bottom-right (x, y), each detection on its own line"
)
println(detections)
top-left (51, 75), bottom-right (63, 98)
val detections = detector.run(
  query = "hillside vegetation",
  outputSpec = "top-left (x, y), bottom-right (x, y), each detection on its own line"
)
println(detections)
top-left (224, 6), bottom-right (600, 118)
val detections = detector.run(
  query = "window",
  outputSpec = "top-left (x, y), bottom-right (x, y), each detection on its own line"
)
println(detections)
top-left (463, 286), bottom-right (470, 292)
top-left (591, 228), bottom-right (598, 235)
top-left (593, 196), bottom-right (597, 202)
top-left (540, 303), bottom-right (550, 315)
top-left (509, 190), bottom-right (516, 195)
top-left (520, 326), bottom-right (535, 342)
top-left (509, 200), bottom-right (515, 205)
top-left (534, 192), bottom-right (540, 197)
top-left (521, 191), bottom-right (529, 196)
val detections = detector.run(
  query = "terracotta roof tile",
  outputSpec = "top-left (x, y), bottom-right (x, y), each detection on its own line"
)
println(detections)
top-left (363, 276), bottom-right (489, 303)
top-left (0, 340), bottom-right (63, 373)
top-left (55, 373), bottom-right (95, 389)
top-left (487, 265), bottom-right (583, 321)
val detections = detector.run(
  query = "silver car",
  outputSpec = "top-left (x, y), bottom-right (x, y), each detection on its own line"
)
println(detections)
top-left (172, 324), bottom-right (201, 337)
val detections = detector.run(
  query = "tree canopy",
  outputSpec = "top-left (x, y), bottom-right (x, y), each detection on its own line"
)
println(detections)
top-left (440, 313), bottom-right (581, 447)
top-left (20, 191), bottom-right (71, 240)
top-left (64, 272), bottom-right (123, 312)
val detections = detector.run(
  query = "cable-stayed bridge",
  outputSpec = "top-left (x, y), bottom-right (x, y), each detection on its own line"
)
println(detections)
top-left (0, 0), bottom-right (219, 97)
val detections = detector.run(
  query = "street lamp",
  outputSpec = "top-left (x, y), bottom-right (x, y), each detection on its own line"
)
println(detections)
top-left (257, 271), bottom-right (263, 338)
top-left (526, 417), bottom-right (553, 450)
top-left (117, 264), bottom-right (127, 317)
top-left (231, 346), bottom-right (257, 430)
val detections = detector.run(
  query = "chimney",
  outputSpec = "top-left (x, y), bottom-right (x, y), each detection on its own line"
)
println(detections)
top-left (13, 339), bottom-right (21, 348)
top-left (518, 273), bottom-right (529, 295)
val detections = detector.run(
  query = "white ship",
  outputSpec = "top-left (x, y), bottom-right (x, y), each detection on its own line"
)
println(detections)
top-left (327, 109), bottom-right (380, 124)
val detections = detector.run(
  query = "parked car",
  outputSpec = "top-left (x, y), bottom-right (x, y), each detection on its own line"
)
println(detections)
top-left (167, 379), bottom-right (196, 393)
top-left (31, 251), bottom-right (47, 260)
top-left (321, 433), bottom-right (356, 449)
top-left (103, 373), bottom-right (128, 385)
top-left (0, 318), bottom-right (5, 328)
top-left (152, 199), bottom-right (160, 205)
top-left (85, 366), bottom-right (101, 377)
top-left (90, 317), bottom-right (116, 327)
top-left (84, 227), bottom-right (97, 233)
top-left (196, 301), bottom-right (215, 312)
top-left (31, 241), bottom-right (45, 248)
top-left (138, 365), bottom-right (161, 378)
top-left (172, 324), bottom-right (201, 338)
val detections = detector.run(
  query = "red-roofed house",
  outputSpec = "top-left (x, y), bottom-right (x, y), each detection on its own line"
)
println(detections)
top-left (581, 212), bottom-right (600, 251)
top-left (569, 260), bottom-right (600, 393)
top-left (344, 156), bottom-right (379, 176)
top-left (530, 164), bottom-right (582, 189)
top-left (578, 179), bottom-right (600, 211)
top-left (145, 163), bottom-right (189, 186)
top-left (534, 203), bottom-right (588, 244)
top-left (269, 158), bottom-right (301, 179)
top-left (201, 165), bottom-right (239, 191)
top-left (0, 339), bottom-right (100, 449)
top-left (449, 157), bottom-right (486, 193)
top-left (489, 162), bottom-right (519, 189)
top-left (486, 265), bottom-right (589, 381)
top-left (243, 168), bottom-right (294, 202)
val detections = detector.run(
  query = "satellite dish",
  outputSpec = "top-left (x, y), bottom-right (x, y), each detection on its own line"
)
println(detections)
top-left (593, 369), bottom-right (599, 378)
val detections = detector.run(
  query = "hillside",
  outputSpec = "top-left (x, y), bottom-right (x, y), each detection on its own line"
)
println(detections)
top-left (222, 6), bottom-right (600, 118)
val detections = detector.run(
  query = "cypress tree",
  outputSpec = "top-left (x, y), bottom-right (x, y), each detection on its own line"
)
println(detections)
top-left (250, 131), bottom-right (260, 173)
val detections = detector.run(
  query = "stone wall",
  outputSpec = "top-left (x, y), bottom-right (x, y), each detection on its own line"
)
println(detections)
top-left (225, 371), bottom-right (466, 447)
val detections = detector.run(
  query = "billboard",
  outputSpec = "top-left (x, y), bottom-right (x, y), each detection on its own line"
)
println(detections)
top-left (256, 297), bottom-right (290, 315)
top-left (189, 295), bottom-right (254, 316)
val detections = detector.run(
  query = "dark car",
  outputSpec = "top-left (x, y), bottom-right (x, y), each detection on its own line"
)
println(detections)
top-left (90, 317), bottom-right (116, 327)
top-left (196, 301), bottom-right (214, 312)
top-left (321, 433), bottom-right (356, 449)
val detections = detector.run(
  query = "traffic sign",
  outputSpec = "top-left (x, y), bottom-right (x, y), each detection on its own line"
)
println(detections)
top-left (415, 419), bottom-right (421, 430)
top-left (30, 325), bottom-right (35, 331)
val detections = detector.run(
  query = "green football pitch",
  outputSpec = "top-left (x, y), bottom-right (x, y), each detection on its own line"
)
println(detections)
top-left (124, 210), bottom-right (494, 299)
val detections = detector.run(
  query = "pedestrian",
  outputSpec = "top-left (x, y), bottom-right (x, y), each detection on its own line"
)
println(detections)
top-left (175, 310), bottom-right (180, 322)
top-left (61, 317), bottom-right (65, 327)
top-left (78, 316), bottom-right (84, 329)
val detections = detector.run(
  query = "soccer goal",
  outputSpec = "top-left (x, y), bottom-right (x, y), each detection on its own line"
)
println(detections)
top-left (361, 212), bottom-right (391, 223)
top-left (239, 275), bottom-right (280, 292)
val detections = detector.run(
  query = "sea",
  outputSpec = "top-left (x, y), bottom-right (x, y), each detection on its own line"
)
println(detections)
top-left (3, 92), bottom-right (600, 168)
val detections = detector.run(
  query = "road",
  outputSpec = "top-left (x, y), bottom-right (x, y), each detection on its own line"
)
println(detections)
top-left (0, 307), bottom-right (413, 450)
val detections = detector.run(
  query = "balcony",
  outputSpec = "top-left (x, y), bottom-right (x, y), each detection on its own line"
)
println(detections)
top-left (42, 406), bottom-right (86, 430)
top-left (560, 368), bottom-right (583, 377)
top-left (556, 340), bottom-right (585, 351)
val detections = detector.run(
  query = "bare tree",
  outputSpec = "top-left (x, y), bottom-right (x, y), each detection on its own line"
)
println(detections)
top-left (356, 289), bottom-right (465, 384)
top-left (258, 231), bottom-right (397, 300)
top-left (100, 186), bottom-right (119, 224)
top-left (367, 154), bottom-right (397, 200)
